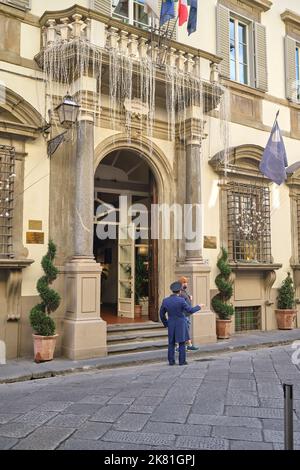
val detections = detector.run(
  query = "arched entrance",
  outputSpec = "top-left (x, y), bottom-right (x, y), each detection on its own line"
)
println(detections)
top-left (94, 148), bottom-right (159, 324)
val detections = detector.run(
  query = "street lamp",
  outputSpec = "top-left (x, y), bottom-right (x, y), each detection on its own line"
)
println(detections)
top-left (55, 94), bottom-right (80, 128)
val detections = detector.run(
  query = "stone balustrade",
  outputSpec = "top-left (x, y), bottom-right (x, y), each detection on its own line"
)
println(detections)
top-left (41, 15), bottom-right (219, 82)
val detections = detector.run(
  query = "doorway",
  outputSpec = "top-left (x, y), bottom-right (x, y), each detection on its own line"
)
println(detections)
top-left (94, 149), bottom-right (158, 325)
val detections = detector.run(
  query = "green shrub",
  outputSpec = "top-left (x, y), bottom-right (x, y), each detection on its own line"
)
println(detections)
top-left (29, 240), bottom-right (61, 336)
top-left (211, 248), bottom-right (235, 320)
top-left (277, 272), bottom-right (295, 310)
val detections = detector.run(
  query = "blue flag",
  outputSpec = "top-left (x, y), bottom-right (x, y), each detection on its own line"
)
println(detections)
top-left (259, 119), bottom-right (288, 185)
top-left (160, 0), bottom-right (175, 26)
top-left (187, 0), bottom-right (198, 35)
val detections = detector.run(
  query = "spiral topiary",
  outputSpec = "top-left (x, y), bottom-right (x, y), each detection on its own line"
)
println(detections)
top-left (29, 240), bottom-right (61, 336)
top-left (211, 247), bottom-right (235, 320)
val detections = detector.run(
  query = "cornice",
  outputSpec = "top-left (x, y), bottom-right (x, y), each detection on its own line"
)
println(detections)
top-left (241, 0), bottom-right (272, 12)
top-left (0, 3), bottom-right (39, 27)
top-left (281, 9), bottom-right (300, 29)
top-left (0, 259), bottom-right (34, 269)
top-left (229, 263), bottom-right (282, 272)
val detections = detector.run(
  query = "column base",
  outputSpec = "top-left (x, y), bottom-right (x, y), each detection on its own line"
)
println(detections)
top-left (62, 318), bottom-right (107, 360)
top-left (176, 262), bottom-right (217, 345)
top-left (62, 257), bottom-right (107, 359)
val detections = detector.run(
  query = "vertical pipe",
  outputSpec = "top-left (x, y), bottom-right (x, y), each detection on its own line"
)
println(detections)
top-left (283, 383), bottom-right (294, 450)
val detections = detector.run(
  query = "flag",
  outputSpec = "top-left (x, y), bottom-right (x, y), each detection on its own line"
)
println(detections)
top-left (144, 0), bottom-right (160, 19)
top-left (259, 117), bottom-right (288, 185)
top-left (187, 0), bottom-right (198, 35)
top-left (160, 0), bottom-right (175, 26)
top-left (178, 0), bottom-right (188, 26)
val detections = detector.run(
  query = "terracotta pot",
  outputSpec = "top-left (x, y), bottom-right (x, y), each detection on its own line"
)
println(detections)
top-left (33, 334), bottom-right (58, 363)
top-left (134, 305), bottom-right (142, 318)
top-left (216, 319), bottom-right (232, 339)
top-left (275, 309), bottom-right (297, 330)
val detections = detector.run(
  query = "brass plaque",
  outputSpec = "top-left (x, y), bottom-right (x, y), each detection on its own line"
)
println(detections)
top-left (26, 232), bottom-right (45, 244)
top-left (28, 220), bottom-right (43, 231)
top-left (204, 236), bottom-right (217, 249)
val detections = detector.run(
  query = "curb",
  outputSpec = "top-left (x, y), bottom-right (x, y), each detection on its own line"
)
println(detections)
top-left (0, 336), bottom-right (297, 384)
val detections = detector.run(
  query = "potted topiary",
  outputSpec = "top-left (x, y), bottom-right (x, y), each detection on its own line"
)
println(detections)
top-left (29, 240), bottom-right (61, 363)
top-left (212, 248), bottom-right (235, 339)
top-left (275, 272), bottom-right (297, 330)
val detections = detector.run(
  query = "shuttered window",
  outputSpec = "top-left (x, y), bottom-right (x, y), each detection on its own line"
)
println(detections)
top-left (0, 0), bottom-right (31, 10)
top-left (217, 3), bottom-right (268, 91)
top-left (90, 0), bottom-right (111, 16)
top-left (285, 35), bottom-right (299, 102)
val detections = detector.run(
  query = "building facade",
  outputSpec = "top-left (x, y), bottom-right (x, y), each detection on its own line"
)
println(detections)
top-left (1, 0), bottom-right (300, 360)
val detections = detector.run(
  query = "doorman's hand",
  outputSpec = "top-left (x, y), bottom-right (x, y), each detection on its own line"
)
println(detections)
top-left (199, 304), bottom-right (205, 310)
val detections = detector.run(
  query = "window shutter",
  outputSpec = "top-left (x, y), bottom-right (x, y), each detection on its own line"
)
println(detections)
top-left (254, 22), bottom-right (268, 92)
top-left (1, 0), bottom-right (31, 10)
top-left (285, 35), bottom-right (297, 102)
top-left (90, 0), bottom-right (111, 16)
top-left (158, 0), bottom-right (177, 40)
top-left (216, 4), bottom-right (230, 79)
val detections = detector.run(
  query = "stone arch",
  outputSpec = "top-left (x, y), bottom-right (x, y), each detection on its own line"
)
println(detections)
top-left (0, 87), bottom-right (44, 130)
top-left (94, 133), bottom-right (175, 203)
top-left (94, 133), bottom-right (176, 302)
top-left (210, 144), bottom-right (265, 175)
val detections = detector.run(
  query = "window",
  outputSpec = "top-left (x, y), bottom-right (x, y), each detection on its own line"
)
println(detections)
top-left (227, 182), bottom-right (271, 263)
top-left (296, 46), bottom-right (300, 101)
top-left (230, 17), bottom-right (249, 85)
top-left (235, 306), bottom-right (261, 331)
top-left (0, 145), bottom-right (15, 259)
top-left (112, 0), bottom-right (149, 30)
top-left (0, 0), bottom-right (30, 10)
top-left (217, 4), bottom-right (268, 91)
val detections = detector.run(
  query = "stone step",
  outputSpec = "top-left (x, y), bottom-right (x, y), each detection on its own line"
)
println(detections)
top-left (107, 322), bottom-right (163, 333)
top-left (107, 339), bottom-right (168, 355)
top-left (107, 330), bottom-right (168, 343)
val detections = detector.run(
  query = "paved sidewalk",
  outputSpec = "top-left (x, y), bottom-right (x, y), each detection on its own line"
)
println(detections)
top-left (1, 329), bottom-right (300, 384)
top-left (0, 344), bottom-right (300, 450)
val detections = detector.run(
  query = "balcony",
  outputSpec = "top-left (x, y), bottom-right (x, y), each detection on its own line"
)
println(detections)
top-left (35, 5), bottom-right (225, 137)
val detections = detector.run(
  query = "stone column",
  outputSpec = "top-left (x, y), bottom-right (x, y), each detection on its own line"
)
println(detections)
top-left (176, 107), bottom-right (216, 344)
top-left (185, 134), bottom-right (203, 262)
top-left (62, 115), bottom-right (107, 360)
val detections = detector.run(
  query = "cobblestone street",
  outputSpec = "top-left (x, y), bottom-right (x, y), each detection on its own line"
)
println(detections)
top-left (0, 344), bottom-right (300, 451)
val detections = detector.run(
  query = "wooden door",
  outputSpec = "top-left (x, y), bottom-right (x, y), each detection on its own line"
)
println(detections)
top-left (148, 173), bottom-right (159, 322)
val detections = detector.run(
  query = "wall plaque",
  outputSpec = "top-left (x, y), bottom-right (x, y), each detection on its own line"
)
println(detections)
top-left (204, 236), bottom-right (217, 249)
top-left (26, 232), bottom-right (45, 244)
top-left (28, 220), bottom-right (43, 231)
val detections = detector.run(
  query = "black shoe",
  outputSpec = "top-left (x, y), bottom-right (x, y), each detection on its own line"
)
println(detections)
top-left (179, 361), bottom-right (188, 366)
top-left (169, 362), bottom-right (175, 366)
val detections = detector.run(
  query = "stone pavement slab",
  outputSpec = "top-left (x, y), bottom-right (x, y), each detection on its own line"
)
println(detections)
top-left (12, 426), bottom-right (75, 450)
top-left (1, 344), bottom-right (300, 450)
top-left (1, 328), bottom-right (300, 384)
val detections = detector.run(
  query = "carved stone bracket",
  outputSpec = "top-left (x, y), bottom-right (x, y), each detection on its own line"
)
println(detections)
top-left (0, 259), bottom-right (34, 321)
top-left (264, 269), bottom-right (277, 306)
top-left (6, 270), bottom-right (23, 321)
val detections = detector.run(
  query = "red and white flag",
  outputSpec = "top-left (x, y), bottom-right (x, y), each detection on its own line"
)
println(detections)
top-left (178, 0), bottom-right (188, 26)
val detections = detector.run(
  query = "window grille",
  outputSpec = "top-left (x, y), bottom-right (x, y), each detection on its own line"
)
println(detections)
top-left (227, 181), bottom-right (271, 263)
top-left (0, 145), bottom-right (15, 258)
top-left (235, 306), bottom-right (261, 331)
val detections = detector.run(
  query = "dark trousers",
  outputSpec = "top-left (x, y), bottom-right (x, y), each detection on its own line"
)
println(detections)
top-left (168, 341), bottom-right (186, 365)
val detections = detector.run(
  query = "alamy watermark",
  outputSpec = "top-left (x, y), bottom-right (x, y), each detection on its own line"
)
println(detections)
top-left (291, 340), bottom-right (300, 366)
top-left (95, 196), bottom-right (203, 251)
top-left (0, 340), bottom-right (6, 365)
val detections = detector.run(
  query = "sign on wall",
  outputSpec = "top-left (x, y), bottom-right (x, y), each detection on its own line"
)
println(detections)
top-left (26, 232), bottom-right (45, 244)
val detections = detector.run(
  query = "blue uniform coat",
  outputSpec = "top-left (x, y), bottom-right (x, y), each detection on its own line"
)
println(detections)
top-left (160, 294), bottom-right (200, 343)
